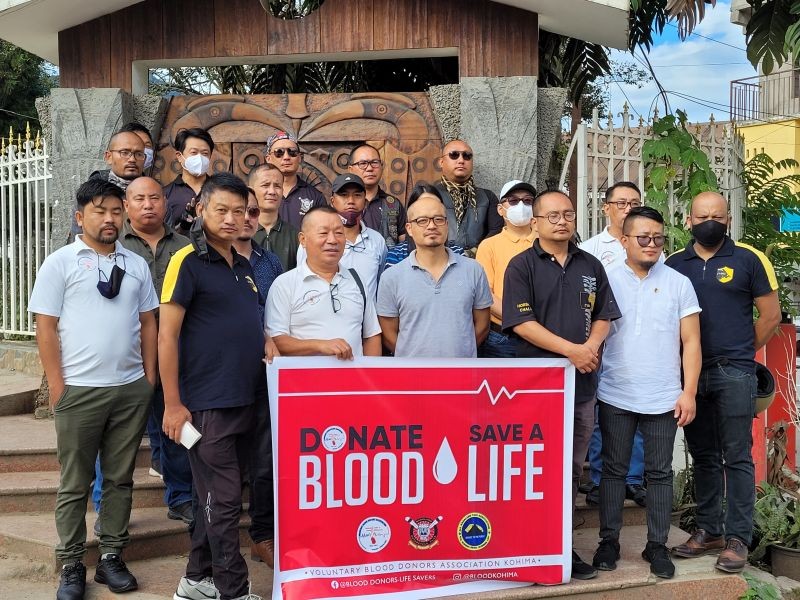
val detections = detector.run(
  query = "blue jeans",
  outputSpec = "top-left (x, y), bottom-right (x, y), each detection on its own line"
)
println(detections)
top-left (686, 361), bottom-right (756, 544)
top-left (93, 387), bottom-right (192, 511)
top-left (478, 329), bottom-right (516, 358)
top-left (589, 403), bottom-right (645, 486)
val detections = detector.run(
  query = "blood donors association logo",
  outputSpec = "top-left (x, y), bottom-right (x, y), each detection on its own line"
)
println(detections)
top-left (321, 425), bottom-right (346, 452)
top-left (457, 512), bottom-right (491, 551)
top-left (357, 517), bottom-right (391, 553)
top-left (406, 516), bottom-right (443, 550)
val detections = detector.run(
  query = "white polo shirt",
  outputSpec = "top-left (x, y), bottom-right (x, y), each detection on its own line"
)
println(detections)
top-left (598, 261), bottom-right (701, 414)
top-left (297, 224), bottom-right (387, 299)
top-left (266, 259), bottom-right (381, 356)
top-left (28, 236), bottom-right (159, 387)
top-left (580, 226), bottom-right (665, 268)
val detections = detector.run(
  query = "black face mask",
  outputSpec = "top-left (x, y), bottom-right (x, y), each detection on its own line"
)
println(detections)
top-left (97, 263), bottom-right (126, 299)
top-left (692, 220), bottom-right (727, 248)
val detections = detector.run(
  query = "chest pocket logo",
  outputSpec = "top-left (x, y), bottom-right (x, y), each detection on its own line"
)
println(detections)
top-left (244, 275), bottom-right (258, 293)
top-left (716, 266), bottom-right (734, 283)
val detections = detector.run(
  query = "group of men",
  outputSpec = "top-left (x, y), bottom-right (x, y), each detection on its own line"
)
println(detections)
top-left (31, 124), bottom-right (781, 600)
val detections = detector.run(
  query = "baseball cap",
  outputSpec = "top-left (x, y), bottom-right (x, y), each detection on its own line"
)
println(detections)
top-left (331, 173), bottom-right (366, 194)
top-left (265, 131), bottom-right (298, 153)
top-left (499, 180), bottom-right (537, 199)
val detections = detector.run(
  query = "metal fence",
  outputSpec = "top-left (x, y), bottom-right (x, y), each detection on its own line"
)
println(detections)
top-left (731, 68), bottom-right (800, 123)
top-left (561, 105), bottom-right (746, 242)
top-left (0, 127), bottom-right (51, 337)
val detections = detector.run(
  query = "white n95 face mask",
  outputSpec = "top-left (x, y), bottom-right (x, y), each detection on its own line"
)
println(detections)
top-left (143, 147), bottom-right (154, 169)
top-left (183, 154), bottom-right (210, 176)
top-left (505, 202), bottom-right (533, 226)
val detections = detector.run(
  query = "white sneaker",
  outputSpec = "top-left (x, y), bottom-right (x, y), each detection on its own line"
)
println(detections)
top-left (174, 576), bottom-right (219, 600)
top-left (230, 582), bottom-right (262, 600)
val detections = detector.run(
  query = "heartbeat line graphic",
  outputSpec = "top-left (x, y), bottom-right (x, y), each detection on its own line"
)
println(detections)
top-left (280, 380), bottom-right (563, 405)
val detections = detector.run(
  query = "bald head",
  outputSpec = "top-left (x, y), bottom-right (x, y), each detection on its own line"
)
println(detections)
top-left (105, 131), bottom-right (145, 180)
top-left (440, 139), bottom-right (474, 184)
top-left (125, 176), bottom-right (162, 199)
top-left (690, 191), bottom-right (728, 217)
top-left (124, 176), bottom-right (166, 232)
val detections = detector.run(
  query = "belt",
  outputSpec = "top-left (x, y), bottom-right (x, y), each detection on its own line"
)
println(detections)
top-left (490, 322), bottom-right (503, 333)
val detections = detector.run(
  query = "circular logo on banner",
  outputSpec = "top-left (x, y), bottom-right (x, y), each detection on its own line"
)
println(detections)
top-left (457, 512), bottom-right (491, 551)
top-left (407, 516), bottom-right (443, 550)
top-left (322, 426), bottom-right (346, 452)
top-left (357, 517), bottom-right (391, 553)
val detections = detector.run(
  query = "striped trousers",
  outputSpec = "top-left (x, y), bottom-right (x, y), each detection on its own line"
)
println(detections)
top-left (597, 401), bottom-right (677, 544)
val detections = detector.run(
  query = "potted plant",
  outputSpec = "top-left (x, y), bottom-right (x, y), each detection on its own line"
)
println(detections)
top-left (752, 483), bottom-right (800, 577)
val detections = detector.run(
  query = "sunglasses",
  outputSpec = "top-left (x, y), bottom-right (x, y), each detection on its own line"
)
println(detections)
top-left (444, 150), bottom-right (473, 161)
top-left (247, 207), bottom-right (261, 218)
top-left (270, 148), bottom-right (301, 158)
top-left (504, 196), bottom-right (534, 206)
top-left (631, 235), bottom-right (666, 247)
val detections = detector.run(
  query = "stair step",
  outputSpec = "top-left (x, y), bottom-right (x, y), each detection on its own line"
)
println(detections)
top-left (574, 496), bottom-right (647, 529)
top-left (0, 371), bottom-right (42, 416)
top-left (0, 467), bottom-right (166, 513)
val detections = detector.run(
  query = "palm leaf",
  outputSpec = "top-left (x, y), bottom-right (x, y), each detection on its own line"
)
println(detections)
top-left (745, 0), bottom-right (793, 74)
top-left (666, 0), bottom-right (716, 39)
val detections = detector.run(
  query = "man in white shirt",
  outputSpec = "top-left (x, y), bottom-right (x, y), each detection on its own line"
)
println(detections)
top-left (267, 206), bottom-right (382, 358)
top-left (29, 179), bottom-right (158, 600)
top-left (579, 181), bottom-right (648, 507)
top-left (591, 206), bottom-right (701, 580)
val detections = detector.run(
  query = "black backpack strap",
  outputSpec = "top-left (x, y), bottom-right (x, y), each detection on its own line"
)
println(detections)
top-left (348, 268), bottom-right (367, 315)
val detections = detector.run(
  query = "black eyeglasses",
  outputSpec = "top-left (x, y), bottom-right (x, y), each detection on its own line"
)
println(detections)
top-left (409, 216), bottom-right (448, 227)
top-left (632, 235), bottom-right (666, 247)
top-left (606, 200), bottom-right (642, 209)
top-left (110, 149), bottom-right (146, 160)
top-left (270, 148), bottom-right (301, 158)
top-left (534, 211), bottom-right (577, 224)
top-left (246, 207), bottom-right (260, 218)
top-left (504, 196), bottom-right (534, 206)
top-left (351, 159), bottom-right (382, 170)
top-left (330, 283), bottom-right (341, 313)
top-left (444, 150), bottom-right (473, 161)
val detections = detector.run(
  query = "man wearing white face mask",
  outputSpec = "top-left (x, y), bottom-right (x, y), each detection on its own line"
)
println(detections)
top-left (475, 180), bottom-right (537, 358)
top-left (163, 127), bottom-right (214, 232)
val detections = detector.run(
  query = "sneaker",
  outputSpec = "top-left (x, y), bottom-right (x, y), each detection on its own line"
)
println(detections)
top-left (230, 583), bottom-right (262, 600)
top-left (174, 576), bottom-right (220, 600)
top-left (585, 484), bottom-right (599, 506)
top-left (149, 458), bottom-right (163, 479)
top-left (642, 541), bottom-right (675, 579)
top-left (626, 484), bottom-right (647, 507)
top-left (57, 562), bottom-right (86, 600)
top-left (168, 501), bottom-right (194, 525)
top-left (592, 537), bottom-right (621, 571)
top-left (94, 553), bottom-right (138, 592)
top-left (571, 550), bottom-right (598, 580)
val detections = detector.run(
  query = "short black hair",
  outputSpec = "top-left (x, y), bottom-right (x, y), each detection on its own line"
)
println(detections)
top-left (531, 189), bottom-right (570, 216)
top-left (247, 162), bottom-right (282, 185)
top-left (197, 172), bottom-right (248, 208)
top-left (406, 183), bottom-right (443, 208)
top-left (119, 122), bottom-right (152, 143)
top-left (348, 143), bottom-right (380, 164)
top-left (301, 205), bottom-right (340, 230)
top-left (174, 127), bottom-right (215, 154)
top-left (623, 206), bottom-right (664, 234)
top-left (76, 179), bottom-right (125, 209)
top-left (604, 181), bottom-right (641, 202)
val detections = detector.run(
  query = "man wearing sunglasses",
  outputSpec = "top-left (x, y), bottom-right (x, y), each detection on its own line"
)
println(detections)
top-left (435, 140), bottom-right (503, 256)
top-left (476, 180), bottom-right (537, 358)
top-left (591, 207), bottom-right (701, 579)
top-left (265, 131), bottom-right (326, 229)
top-left (503, 190), bottom-right (621, 581)
top-left (580, 182), bottom-right (655, 509)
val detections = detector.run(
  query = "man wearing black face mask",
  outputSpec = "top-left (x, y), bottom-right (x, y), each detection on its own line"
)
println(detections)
top-left (29, 179), bottom-right (158, 600)
top-left (666, 191), bottom-right (781, 574)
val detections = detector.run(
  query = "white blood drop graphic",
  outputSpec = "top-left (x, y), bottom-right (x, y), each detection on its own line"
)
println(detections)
top-left (433, 437), bottom-right (458, 484)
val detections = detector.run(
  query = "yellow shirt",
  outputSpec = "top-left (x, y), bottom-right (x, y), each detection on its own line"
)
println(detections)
top-left (475, 226), bottom-right (536, 324)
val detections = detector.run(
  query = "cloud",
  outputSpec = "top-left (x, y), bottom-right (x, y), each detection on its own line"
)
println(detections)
top-left (606, 1), bottom-right (756, 125)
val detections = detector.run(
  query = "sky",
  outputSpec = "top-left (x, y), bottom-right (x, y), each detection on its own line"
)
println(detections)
top-left (606, 1), bottom-right (757, 125)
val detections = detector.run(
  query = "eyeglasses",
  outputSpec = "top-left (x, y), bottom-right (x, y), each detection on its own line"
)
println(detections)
top-left (246, 207), bottom-right (260, 218)
top-left (444, 150), bottom-right (473, 161)
top-left (504, 196), bottom-right (534, 206)
top-left (110, 149), bottom-right (146, 160)
top-left (330, 283), bottom-right (341, 313)
top-left (409, 216), bottom-right (448, 227)
top-left (270, 148), bottom-right (301, 158)
top-left (351, 159), bottom-right (382, 170)
top-left (606, 200), bottom-right (642, 209)
top-left (534, 211), bottom-right (577, 224)
top-left (346, 238), bottom-right (367, 253)
top-left (631, 234), bottom-right (666, 247)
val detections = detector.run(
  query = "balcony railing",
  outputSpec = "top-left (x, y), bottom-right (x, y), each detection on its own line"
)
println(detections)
top-left (731, 68), bottom-right (800, 123)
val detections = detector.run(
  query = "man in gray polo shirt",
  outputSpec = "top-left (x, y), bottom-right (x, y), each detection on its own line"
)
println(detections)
top-left (377, 183), bottom-right (492, 357)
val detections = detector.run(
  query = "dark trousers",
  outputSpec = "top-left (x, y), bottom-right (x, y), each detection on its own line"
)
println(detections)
top-left (686, 362), bottom-right (756, 544)
top-left (186, 406), bottom-right (254, 600)
top-left (572, 399), bottom-right (596, 523)
top-left (248, 396), bottom-right (275, 543)
top-left (477, 329), bottom-right (517, 358)
top-left (588, 403), bottom-right (645, 485)
top-left (150, 387), bottom-right (193, 508)
top-left (598, 401), bottom-right (677, 544)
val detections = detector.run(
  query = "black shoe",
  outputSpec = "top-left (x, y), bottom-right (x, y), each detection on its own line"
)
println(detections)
top-left (168, 500), bottom-right (194, 525)
top-left (642, 541), bottom-right (675, 579)
top-left (94, 554), bottom-right (138, 592)
top-left (57, 562), bottom-right (86, 600)
top-left (571, 551), bottom-right (598, 580)
top-left (585, 484), bottom-right (599, 506)
top-left (626, 484), bottom-right (647, 507)
top-left (592, 537), bottom-right (621, 571)
top-left (578, 481), bottom-right (593, 494)
top-left (93, 517), bottom-right (101, 537)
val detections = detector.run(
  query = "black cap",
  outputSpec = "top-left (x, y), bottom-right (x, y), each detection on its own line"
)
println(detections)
top-left (331, 173), bottom-right (365, 194)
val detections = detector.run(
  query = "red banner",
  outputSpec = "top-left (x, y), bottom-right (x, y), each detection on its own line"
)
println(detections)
top-left (267, 357), bottom-right (575, 600)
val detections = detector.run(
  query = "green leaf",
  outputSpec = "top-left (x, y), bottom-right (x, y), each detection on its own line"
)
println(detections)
top-left (649, 166), bottom-right (669, 189)
top-left (745, 0), bottom-right (794, 74)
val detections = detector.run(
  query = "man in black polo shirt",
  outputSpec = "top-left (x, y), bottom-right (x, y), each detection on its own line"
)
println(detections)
top-left (668, 191), bottom-right (780, 573)
top-left (348, 143), bottom-right (406, 247)
top-left (160, 173), bottom-right (265, 600)
top-left (503, 190), bottom-right (620, 581)
top-left (265, 131), bottom-right (326, 229)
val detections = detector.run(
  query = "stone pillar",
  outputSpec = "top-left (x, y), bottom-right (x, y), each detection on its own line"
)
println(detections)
top-left (536, 88), bottom-right (569, 192)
